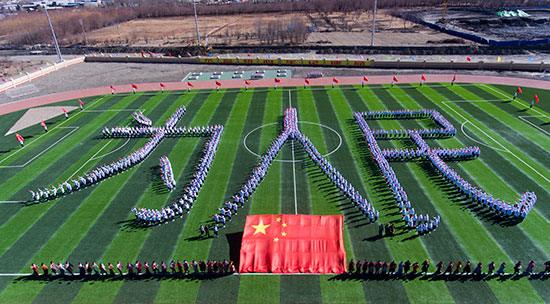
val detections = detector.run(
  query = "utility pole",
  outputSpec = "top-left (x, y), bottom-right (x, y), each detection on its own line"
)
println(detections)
top-left (370, 0), bottom-right (377, 47)
top-left (45, 7), bottom-right (63, 62)
top-left (116, 23), bottom-right (123, 46)
top-left (79, 19), bottom-right (88, 46)
top-left (441, 0), bottom-right (448, 22)
top-left (193, 0), bottom-right (201, 45)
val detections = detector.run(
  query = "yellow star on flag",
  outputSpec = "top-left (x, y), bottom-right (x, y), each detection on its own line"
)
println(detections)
top-left (276, 217), bottom-right (281, 222)
top-left (281, 232), bottom-right (287, 237)
top-left (282, 222), bottom-right (288, 228)
top-left (252, 220), bottom-right (270, 235)
top-left (273, 237), bottom-right (279, 242)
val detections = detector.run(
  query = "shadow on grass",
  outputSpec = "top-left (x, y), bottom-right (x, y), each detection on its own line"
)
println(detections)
top-left (13, 272), bottom-right (235, 284)
top-left (328, 273), bottom-right (550, 282)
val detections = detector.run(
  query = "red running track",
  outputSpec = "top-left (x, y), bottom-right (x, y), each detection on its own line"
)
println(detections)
top-left (0, 74), bottom-right (548, 116)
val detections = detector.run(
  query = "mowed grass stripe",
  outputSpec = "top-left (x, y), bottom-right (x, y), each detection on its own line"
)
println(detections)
top-left (28, 94), bottom-right (193, 304)
top-left (154, 90), bottom-right (251, 304)
top-left (333, 86), bottom-right (452, 304)
top-left (384, 85), bottom-right (500, 303)
top-left (296, 88), bottom-right (365, 304)
top-left (402, 84), bottom-right (544, 303)
top-left (71, 91), bottom-right (222, 304)
top-left (237, 90), bottom-right (282, 304)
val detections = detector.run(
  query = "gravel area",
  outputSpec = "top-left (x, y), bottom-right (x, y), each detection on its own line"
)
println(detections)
top-left (1, 52), bottom-right (548, 106)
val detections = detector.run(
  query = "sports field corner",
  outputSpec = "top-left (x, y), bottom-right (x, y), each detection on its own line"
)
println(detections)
top-left (0, 74), bottom-right (549, 304)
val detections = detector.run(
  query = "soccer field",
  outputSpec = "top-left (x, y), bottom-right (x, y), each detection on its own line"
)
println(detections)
top-left (0, 82), bottom-right (549, 303)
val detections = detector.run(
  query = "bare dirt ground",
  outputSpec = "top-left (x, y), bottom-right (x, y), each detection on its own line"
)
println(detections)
top-left (83, 10), bottom-right (469, 47)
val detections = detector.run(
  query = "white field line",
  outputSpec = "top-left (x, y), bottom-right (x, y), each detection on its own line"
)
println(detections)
top-left (442, 101), bottom-right (550, 185)
top-left (0, 97), bottom-right (104, 165)
top-left (518, 116), bottom-right (550, 137)
top-left (443, 99), bottom-right (503, 103)
top-left (0, 201), bottom-right (26, 204)
top-left (182, 72), bottom-right (191, 82)
top-left (460, 122), bottom-right (507, 153)
top-left (0, 127), bottom-right (79, 169)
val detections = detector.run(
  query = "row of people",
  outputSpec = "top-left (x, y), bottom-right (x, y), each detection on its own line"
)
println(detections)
top-left (159, 155), bottom-right (176, 191)
top-left (348, 259), bottom-right (550, 276)
top-left (132, 126), bottom-right (224, 225)
top-left (429, 151), bottom-right (536, 219)
top-left (102, 125), bottom-right (220, 138)
top-left (354, 112), bottom-right (436, 231)
top-left (133, 111), bottom-right (152, 126)
top-left (30, 259), bottom-right (236, 276)
top-left (29, 131), bottom-right (165, 202)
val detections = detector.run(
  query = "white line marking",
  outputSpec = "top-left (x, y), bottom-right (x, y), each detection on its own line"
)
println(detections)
top-left (0, 201), bottom-right (25, 204)
top-left (91, 138), bottom-right (131, 161)
top-left (0, 127), bottom-right (79, 168)
top-left (182, 72), bottom-right (191, 82)
top-left (460, 122), bottom-right (507, 153)
top-left (0, 97), bottom-right (104, 166)
top-left (518, 116), bottom-right (550, 137)
top-left (443, 99), bottom-right (503, 103)
top-left (442, 101), bottom-right (550, 184)
top-left (64, 138), bottom-right (115, 183)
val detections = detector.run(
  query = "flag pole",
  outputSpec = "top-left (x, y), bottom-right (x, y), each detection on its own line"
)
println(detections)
top-left (44, 7), bottom-right (63, 63)
top-left (370, 0), bottom-right (377, 47)
top-left (193, 0), bottom-right (201, 45)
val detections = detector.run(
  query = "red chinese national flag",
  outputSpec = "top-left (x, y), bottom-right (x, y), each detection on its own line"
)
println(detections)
top-left (517, 87), bottom-right (522, 94)
top-left (40, 120), bottom-right (46, 127)
top-left (131, 83), bottom-right (138, 89)
top-left (274, 78), bottom-right (281, 83)
top-left (15, 133), bottom-right (24, 142)
top-left (466, 57), bottom-right (471, 61)
top-left (305, 78), bottom-right (310, 85)
top-left (535, 94), bottom-right (539, 103)
top-left (332, 77), bottom-right (338, 84)
top-left (393, 76), bottom-right (399, 82)
top-left (78, 99), bottom-right (84, 106)
top-left (363, 76), bottom-right (368, 82)
top-left (187, 81), bottom-right (194, 87)
top-left (245, 80), bottom-right (251, 86)
top-left (160, 83), bottom-right (166, 88)
top-left (215, 81), bottom-right (222, 86)
top-left (62, 107), bottom-right (67, 114)
top-left (110, 84), bottom-right (115, 90)
top-left (421, 75), bottom-right (427, 81)
top-left (452, 74), bottom-right (456, 81)
top-left (239, 214), bottom-right (347, 274)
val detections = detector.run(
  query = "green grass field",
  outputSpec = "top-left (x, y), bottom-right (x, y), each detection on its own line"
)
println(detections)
top-left (0, 82), bottom-right (549, 304)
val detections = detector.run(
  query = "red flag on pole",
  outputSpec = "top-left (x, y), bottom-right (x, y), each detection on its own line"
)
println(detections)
top-left (393, 76), bottom-right (399, 82)
top-left (274, 78), bottom-right (281, 83)
top-left (239, 214), bottom-right (347, 273)
top-left (517, 87), bottom-right (522, 94)
top-left (110, 85), bottom-right (115, 90)
top-left (452, 74), bottom-right (456, 82)
top-left (363, 76), bottom-right (368, 82)
top-left (421, 75), bottom-right (427, 81)
top-left (332, 77), bottom-right (339, 84)
top-left (305, 78), bottom-right (310, 85)
top-left (40, 120), bottom-right (46, 127)
top-left (245, 80), bottom-right (251, 86)
top-left (215, 81), bottom-right (222, 87)
top-left (466, 57), bottom-right (471, 61)
top-left (535, 94), bottom-right (540, 103)
top-left (15, 133), bottom-right (24, 142)
top-left (131, 84), bottom-right (138, 89)
top-left (78, 99), bottom-right (84, 107)
top-left (62, 107), bottom-right (68, 114)
top-left (247, 53), bottom-right (251, 57)
top-left (160, 83), bottom-right (166, 88)
top-left (187, 81), bottom-right (194, 87)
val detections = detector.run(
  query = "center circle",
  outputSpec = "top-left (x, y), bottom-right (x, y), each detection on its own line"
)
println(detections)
top-left (243, 121), bottom-right (342, 163)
